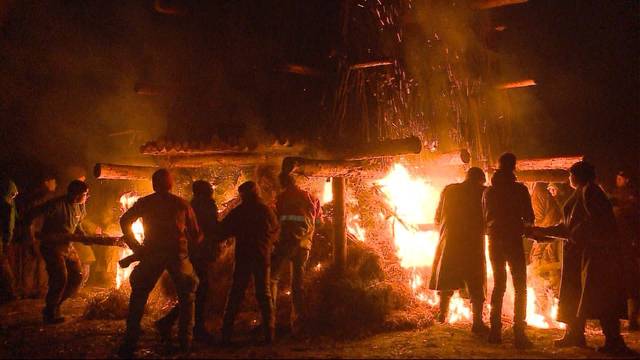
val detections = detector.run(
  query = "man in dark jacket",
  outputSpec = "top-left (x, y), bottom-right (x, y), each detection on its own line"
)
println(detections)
top-left (0, 178), bottom-right (19, 304)
top-left (156, 180), bottom-right (219, 341)
top-left (429, 167), bottom-right (489, 334)
top-left (217, 181), bottom-right (279, 344)
top-left (610, 170), bottom-right (640, 331)
top-left (483, 153), bottom-right (534, 348)
top-left (271, 173), bottom-right (322, 332)
top-left (118, 169), bottom-right (201, 356)
top-left (24, 180), bottom-right (88, 324)
top-left (533, 162), bottom-right (634, 355)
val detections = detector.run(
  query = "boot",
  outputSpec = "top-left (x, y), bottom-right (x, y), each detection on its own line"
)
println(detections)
top-left (553, 331), bottom-right (587, 348)
top-left (154, 317), bottom-right (173, 344)
top-left (43, 307), bottom-right (65, 325)
top-left (117, 330), bottom-right (139, 359)
top-left (437, 294), bottom-right (451, 324)
top-left (596, 336), bottom-right (637, 356)
top-left (487, 327), bottom-right (502, 344)
top-left (471, 302), bottom-right (489, 335)
top-left (514, 327), bottom-right (533, 349)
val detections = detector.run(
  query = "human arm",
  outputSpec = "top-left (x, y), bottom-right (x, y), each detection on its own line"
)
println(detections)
top-left (119, 201), bottom-right (144, 253)
top-left (434, 187), bottom-right (447, 226)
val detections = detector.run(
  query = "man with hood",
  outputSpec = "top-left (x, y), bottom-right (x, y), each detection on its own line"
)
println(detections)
top-left (482, 153), bottom-right (534, 348)
top-left (155, 180), bottom-right (219, 341)
top-left (0, 178), bottom-right (19, 303)
top-left (429, 167), bottom-right (489, 334)
top-left (532, 162), bottom-right (634, 356)
top-left (118, 169), bottom-right (201, 356)
top-left (24, 180), bottom-right (89, 324)
top-left (216, 181), bottom-right (279, 345)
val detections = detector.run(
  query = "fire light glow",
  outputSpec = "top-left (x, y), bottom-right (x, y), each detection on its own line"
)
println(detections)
top-left (116, 193), bottom-right (144, 289)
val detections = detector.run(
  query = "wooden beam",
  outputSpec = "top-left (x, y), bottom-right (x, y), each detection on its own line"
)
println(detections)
top-left (168, 153), bottom-right (271, 167)
top-left (516, 156), bottom-right (583, 171)
top-left (471, 0), bottom-right (528, 10)
top-left (282, 157), bottom-right (389, 178)
top-left (350, 60), bottom-right (394, 70)
top-left (94, 163), bottom-right (158, 180)
top-left (340, 136), bottom-right (422, 160)
top-left (333, 177), bottom-right (347, 272)
top-left (516, 170), bottom-right (570, 183)
top-left (497, 79), bottom-right (536, 89)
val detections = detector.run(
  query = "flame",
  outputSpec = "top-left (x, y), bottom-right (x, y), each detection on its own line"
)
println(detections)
top-left (116, 193), bottom-right (144, 289)
top-left (347, 214), bottom-right (366, 242)
top-left (322, 179), bottom-right (333, 204)
top-left (372, 163), bottom-right (562, 328)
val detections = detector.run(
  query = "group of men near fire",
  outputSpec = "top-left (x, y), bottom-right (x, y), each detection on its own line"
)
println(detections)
top-left (430, 153), bottom-right (639, 356)
top-left (0, 152), bottom-right (638, 357)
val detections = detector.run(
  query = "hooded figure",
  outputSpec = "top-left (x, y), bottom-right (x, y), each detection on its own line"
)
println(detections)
top-left (0, 178), bottom-right (18, 303)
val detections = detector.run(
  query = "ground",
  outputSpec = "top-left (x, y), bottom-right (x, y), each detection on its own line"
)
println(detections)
top-left (1, 289), bottom-right (639, 359)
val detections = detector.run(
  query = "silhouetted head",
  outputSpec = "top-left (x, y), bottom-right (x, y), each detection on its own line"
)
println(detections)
top-left (616, 170), bottom-right (631, 188)
top-left (569, 161), bottom-right (596, 189)
top-left (279, 172), bottom-right (295, 189)
top-left (238, 181), bottom-right (260, 202)
top-left (152, 169), bottom-right (173, 193)
top-left (1, 178), bottom-right (18, 204)
top-left (192, 180), bottom-right (214, 198)
top-left (67, 180), bottom-right (89, 204)
top-left (465, 167), bottom-right (486, 185)
top-left (498, 152), bottom-right (517, 172)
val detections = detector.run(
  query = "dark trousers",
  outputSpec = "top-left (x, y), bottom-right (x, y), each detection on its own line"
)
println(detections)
top-left (159, 259), bottom-right (210, 331)
top-left (41, 246), bottom-right (82, 317)
top-left (222, 257), bottom-right (274, 338)
top-left (125, 255), bottom-right (198, 344)
top-left (488, 238), bottom-right (527, 331)
top-left (18, 240), bottom-right (48, 298)
top-left (0, 242), bottom-right (16, 301)
top-left (440, 275), bottom-right (485, 323)
top-left (270, 241), bottom-right (309, 323)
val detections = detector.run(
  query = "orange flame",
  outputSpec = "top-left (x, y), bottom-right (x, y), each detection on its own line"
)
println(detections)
top-left (116, 193), bottom-right (144, 289)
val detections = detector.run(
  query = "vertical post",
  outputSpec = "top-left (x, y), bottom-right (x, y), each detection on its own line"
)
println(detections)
top-left (332, 176), bottom-right (347, 273)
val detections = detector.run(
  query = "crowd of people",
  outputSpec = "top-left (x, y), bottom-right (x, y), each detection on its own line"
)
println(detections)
top-left (0, 153), bottom-right (638, 358)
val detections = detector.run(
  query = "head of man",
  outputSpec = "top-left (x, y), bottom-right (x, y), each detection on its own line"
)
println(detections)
top-left (569, 161), bottom-right (596, 189)
top-left (192, 180), bottom-right (214, 199)
top-left (498, 152), bottom-right (517, 172)
top-left (67, 180), bottom-right (89, 204)
top-left (238, 181), bottom-right (260, 202)
top-left (278, 172), bottom-right (296, 190)
top-left (1, 178), bottom-right (18, 204)
top-left (616, 171), bottom-right (631, 189)
top-left (465, 167), bottom-right (486, 186)
top-left (547, 183), bottom-right (559, 197)
top-left (152, 169), bottom-right (173, 193)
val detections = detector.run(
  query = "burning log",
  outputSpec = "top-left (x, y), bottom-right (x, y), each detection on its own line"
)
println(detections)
top-left (94, 163), bottom-right (159, 180)
top-left (154, 0), bottom-right (187, 15)
top-left (350, 60), bottom-right (394, 70)
top-left (497, 79), bottom-right (536, 89)
top-left (471, 0), bottom-right (528, 10)
top-left (419, 149), bottom-right (471, 167)
top-left (516, 156), bottom-right (583, 171)
top-left (282, 157), bottom-right (389, 178)
top-left (341, 136), bottom-right (422, 160)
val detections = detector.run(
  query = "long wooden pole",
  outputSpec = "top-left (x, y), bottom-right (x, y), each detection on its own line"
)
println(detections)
top-left (332, 177), bottom-right (347, 273)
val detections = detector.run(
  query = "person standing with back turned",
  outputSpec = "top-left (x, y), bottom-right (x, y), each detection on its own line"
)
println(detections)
top-left (483, 153), bottom-right (534, 349)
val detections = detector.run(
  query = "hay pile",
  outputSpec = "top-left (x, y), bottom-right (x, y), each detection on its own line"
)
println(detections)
top-left (83, 282), bottom-right (176, 321)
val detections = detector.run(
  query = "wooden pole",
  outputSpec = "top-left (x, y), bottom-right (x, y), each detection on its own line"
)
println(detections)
top-left (516, 156), bottom-right (583, 171)
top-left (333, 177), bottom-right (347, 273)
top-left (282, 157), bottom-right (389, 178)
top-left (340, 136), bottom-right (422, 160)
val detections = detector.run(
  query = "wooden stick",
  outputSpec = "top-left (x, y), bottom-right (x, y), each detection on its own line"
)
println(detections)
top-left (350, 60), bottom-right (394, 70)
top-left (333, 177), bottom-right (347, 273)
top-left (497, 79), bottom-right (536, 89)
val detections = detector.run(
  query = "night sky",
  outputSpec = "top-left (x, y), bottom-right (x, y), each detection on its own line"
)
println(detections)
top-left (0, 0), bottom-right (638, 189)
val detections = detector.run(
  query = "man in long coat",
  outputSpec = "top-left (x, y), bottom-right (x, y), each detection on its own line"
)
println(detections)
top-left (429, 167), bottom-right (489, 334)
top-left (533, 161), bottom-right (633, 355)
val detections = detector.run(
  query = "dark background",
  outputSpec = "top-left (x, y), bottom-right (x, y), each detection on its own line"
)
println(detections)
top-left (0, 0), bottom-right (638, 190)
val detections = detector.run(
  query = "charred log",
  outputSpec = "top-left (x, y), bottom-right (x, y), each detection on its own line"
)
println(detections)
top-left (282, 157), bottom-right (389, 178)
top-left (340, 136), bottom-right (422, 160)
top-left (94, 163), bottom-right (158, 180)
top-left (168, 153), bottom-right (271, 167)
top-left (515, 170), bottom-right (570, 183)
top-left (516, 156), bottom-right (583, 171)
